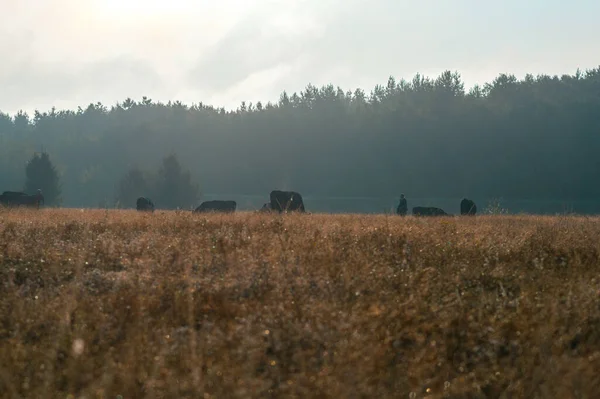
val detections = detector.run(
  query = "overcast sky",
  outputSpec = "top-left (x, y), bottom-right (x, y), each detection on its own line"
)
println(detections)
top-left (1, 0), bottom-right (598, 115)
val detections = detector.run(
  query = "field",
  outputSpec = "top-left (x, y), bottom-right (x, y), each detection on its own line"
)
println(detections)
top-left (1, 209), bottom-right (600, 398)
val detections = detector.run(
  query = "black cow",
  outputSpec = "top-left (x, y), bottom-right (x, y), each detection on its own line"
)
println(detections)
top-left (412, 206), bottom-right (450, 217)
top-left (460, 198), bottom-right (477, 216)
top-left (270, 190), bottom-right (305, 213)
top-left (136, 197), bottom-right (155, 212)
top-left (193, 200), bottom-right (236, 213)
top-left (2, 191), bottom-right (28, 197)
top-left (0, 190), bottom-right (44, 209)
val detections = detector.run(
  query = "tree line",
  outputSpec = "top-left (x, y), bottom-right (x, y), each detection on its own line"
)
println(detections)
top-left (1, 68), bottom-right (599, 211)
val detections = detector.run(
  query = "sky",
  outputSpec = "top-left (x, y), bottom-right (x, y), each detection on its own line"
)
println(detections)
top-left (1, 0), bottom-right (599, 115)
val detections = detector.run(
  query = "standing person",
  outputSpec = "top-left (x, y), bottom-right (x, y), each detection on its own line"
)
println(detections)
top-left (35, 189), bottom-right (44, 209)
top-left (397, 194), bottom-right (407, 216)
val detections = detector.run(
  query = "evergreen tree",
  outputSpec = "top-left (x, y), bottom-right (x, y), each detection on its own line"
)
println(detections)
top-left (116, 167), bottom-right (149, 208)
top-left (24, 152), bottom-right (61, 205)
top-left (155, 153), bottom-right (199, 209)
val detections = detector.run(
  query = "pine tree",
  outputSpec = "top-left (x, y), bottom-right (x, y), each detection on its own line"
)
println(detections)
top-left (155, 153), bottom-right (199, 209)
top-left (116, 167), bottom-right (149, 208)
top-left (24, 152), bottom-right (61, 205)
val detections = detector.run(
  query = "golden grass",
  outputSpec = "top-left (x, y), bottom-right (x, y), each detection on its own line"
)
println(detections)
top-left (1, 208), bottom-right (600, 398)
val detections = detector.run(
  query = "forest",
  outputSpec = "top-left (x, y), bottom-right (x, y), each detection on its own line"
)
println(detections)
top-left (1, 68), bottom-right (599, 213)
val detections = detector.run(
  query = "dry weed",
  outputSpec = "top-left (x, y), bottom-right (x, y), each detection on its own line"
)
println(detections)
top-left (1, 209), bottom-right (600, 398)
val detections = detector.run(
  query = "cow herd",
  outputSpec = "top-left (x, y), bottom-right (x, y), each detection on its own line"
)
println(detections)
top-left (134, 190), bottom-right (306, 214)
top-left (135, 190), bottom-right (477, 217)
top-left (0, 188), bottom-right (477, 217)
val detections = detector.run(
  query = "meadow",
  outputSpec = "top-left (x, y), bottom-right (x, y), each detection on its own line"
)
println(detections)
top-left (1, 208), bottom-right (600, 398)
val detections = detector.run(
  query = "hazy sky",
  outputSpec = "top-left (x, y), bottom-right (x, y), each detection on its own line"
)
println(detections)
top-left (1, 0), bottom-right (598, 115)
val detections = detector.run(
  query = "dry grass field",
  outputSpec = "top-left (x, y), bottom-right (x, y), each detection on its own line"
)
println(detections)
top-left (1, 208), bottom-right (600, 398)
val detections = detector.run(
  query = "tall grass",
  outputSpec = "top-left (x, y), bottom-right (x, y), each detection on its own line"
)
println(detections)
top-left (1, 208), bottom-right (600, 398)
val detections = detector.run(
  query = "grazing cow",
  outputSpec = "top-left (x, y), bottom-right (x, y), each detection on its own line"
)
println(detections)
top-left (412, 206), bottom-right (450, 217)
top-left (0, 190), bottom-right (44, 209)
top-left (2, 191), bottom-right (28, 197)
top-left (460, 198), bottom-right (477, 216)
top-left (270, 190), bottom-right (305, 213)
top-left (136, 197), bottom-right (155, 212)
top-left (193, 200), bottom-right (236, 213)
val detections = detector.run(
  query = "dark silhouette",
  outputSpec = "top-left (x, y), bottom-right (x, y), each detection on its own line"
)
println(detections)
top-left (2, 191), bottom-right (27, 197)
top-left (460, 198), bottom-right (477, 215)
top-left (0, 190), bottom-right (44, 209)
top-left (396, 194), bottom-right (408, 216)
top-left (270, 190), bottom-right (305, 213)
top-left (24, 152), bottom-right (60, 206)
top-left (193, 200), bottom-right (236, 213)
top-left (412, 206), bottom-right (449, 217)
top-left (155, 154), bottom-right (199, 210)
top-left (136, 197), bottom-right (155, 212)
top-left (118, 168), bottom-right (149, 210)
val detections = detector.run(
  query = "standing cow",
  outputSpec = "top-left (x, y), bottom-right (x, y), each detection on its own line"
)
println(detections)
top-left (136, 197), bottom-right (155, 212)
top-left (193, 200), bottom-right (236, 213)
top-left (460, 198), bottom-right (477, 215)
top-left (412, 206), bottom-right (450, 217)
top-left (0, 190), bottom-right (44, 209)
top-left (270, 190), bottom-right (305, 213)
